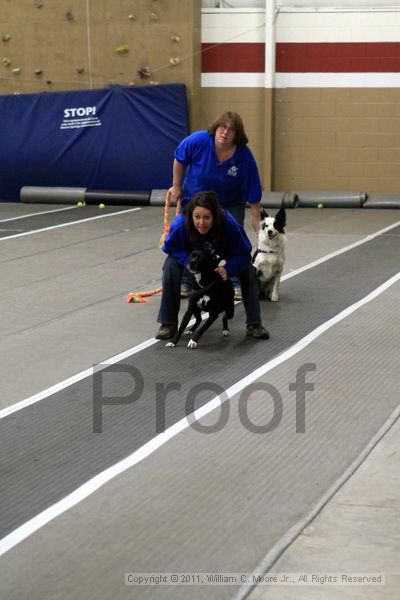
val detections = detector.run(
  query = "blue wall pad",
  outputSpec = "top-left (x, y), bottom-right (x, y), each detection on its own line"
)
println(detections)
top-left (363, 195), bottom-right (400, 209)
top-left (297, 191), bottom-right (367, 208)
top-left (0, 84), bottom-right (189, 202)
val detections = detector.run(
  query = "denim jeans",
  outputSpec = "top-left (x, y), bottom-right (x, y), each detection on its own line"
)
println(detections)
top-left (157, 255), bottom-right (261, 326)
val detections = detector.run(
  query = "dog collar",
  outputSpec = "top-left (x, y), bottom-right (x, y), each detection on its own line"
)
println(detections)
top-left (257, 249), bottom-right (276, 254)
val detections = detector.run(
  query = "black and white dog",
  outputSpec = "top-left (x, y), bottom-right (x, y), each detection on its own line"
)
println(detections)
top-left (166, 248), bottom-right (235, 349)
top-left (253, 207), bottom-right (286, 302)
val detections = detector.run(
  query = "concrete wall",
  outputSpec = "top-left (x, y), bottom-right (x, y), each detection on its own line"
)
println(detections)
top-left (201, 7), bottom-right (400, 194)
top-left (2, 2), bottom-right (400, 194)
top-left (0, 0), bottom-right (201, 126)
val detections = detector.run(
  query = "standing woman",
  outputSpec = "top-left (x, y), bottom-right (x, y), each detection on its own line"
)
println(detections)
top-left (170, 111), bottom-right (262, 231)
top-left (155, 191), bottom-right (269, 341)
top-left (170, 111), bottom-right (263, 298)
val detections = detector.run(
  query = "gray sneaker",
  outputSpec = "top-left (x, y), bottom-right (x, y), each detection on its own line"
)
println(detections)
top-left (246, 325), bottom-right (270, 339)
top-left (155, 324), bottom-right (177, 340)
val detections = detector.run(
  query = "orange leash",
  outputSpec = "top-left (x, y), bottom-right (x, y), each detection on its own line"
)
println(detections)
top-left (126, 190), bottom-right (181, 303)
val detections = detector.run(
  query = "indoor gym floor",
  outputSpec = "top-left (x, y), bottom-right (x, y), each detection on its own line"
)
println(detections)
top-left (0, 202), bottom-right (399, 599)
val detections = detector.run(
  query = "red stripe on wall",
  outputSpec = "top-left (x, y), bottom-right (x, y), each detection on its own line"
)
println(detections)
top-left (201, 43), bottom-right (264, 72)
top-left (276, 42), bottom-right (400, 72)
top-left (201, 42), bottom-right (400, 73)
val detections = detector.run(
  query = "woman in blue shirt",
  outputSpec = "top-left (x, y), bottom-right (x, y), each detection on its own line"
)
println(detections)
top-left (155, 191), bottom-right (269, 341)
top-left (170, 111), bottom-right (262, 299)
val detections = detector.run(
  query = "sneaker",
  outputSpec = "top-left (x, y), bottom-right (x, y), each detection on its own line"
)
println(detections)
top-left (234, 287), bottom-right (243, 301)
top-left (180, 285), bottom-right (191, 299)
top-left (155, 324), bottom-right (177, 340)
top-left (246, 324), bottom-right (270, 339)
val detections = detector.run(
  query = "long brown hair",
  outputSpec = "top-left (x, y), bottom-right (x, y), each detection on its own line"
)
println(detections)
top-left (207, 111), bottom-right (248, 146)
top-left (184, 191), bottom-right (225, 244)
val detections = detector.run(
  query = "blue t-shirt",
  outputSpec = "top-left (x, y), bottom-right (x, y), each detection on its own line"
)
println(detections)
top-left (174, 130), bottom-right (262, 208)
top-left (162, 210), bottom-right (252, 277)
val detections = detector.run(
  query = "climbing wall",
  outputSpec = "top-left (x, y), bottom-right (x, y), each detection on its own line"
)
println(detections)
top-left (0, 0), bottom-right (201, 125)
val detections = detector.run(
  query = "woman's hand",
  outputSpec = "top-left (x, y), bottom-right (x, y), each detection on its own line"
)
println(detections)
top-left (169, 185), bottom-right (182, 202)
top-left (215, 266), bottom-right (227, 281)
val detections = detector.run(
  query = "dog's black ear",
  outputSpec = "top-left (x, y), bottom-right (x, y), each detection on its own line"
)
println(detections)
top-left (274, 207), bottom-right (286, 232)
top-left (260, 207), bottom-right (268, 220)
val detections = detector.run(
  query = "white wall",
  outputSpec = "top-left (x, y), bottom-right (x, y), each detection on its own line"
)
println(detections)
top-left (202, 1), bottom-right (400, 7)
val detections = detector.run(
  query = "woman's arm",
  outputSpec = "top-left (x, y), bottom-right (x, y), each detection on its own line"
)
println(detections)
top-left (250, 202), bottom-right (261, 232)
top-left (169, 159), bottom-right (185, 201)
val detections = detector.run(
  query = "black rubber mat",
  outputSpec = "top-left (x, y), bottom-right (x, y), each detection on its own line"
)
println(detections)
top-left (1, 227), bottom-right (400, 538)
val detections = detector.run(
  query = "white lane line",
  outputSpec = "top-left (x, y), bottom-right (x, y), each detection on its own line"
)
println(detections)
top-left (1, 218), bottom-right (400, 421)
top-left (0, 338), bottom-right (157, 419)
top-left (1, 270), bottom-right (399, 557)
top-left (282, 219), bottom-right (400, 281)
top-left (0, 206), bottom-right (77, 223)
top-left (0, 207), bottom-right (141, 241)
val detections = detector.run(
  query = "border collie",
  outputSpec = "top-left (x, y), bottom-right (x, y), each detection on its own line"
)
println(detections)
top-left (253, 207), bottom-right (286, 302)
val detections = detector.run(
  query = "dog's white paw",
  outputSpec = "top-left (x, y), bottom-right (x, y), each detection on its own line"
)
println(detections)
top-left (165, 342), bottom-right (176, 348)
top-left (187, 339), bottom-right (197, 349)
top-left (222, 329), bottom-right (230, 337)
top-left (270, 294), bottom-right (279, 302)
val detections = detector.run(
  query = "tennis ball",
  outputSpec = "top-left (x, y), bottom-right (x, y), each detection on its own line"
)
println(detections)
top-left (99, 203), bottom-right (105, 209)
top-left (77, 201), bottom-right (83, 208)
top-left (317, 203), bottom-right (324, 209)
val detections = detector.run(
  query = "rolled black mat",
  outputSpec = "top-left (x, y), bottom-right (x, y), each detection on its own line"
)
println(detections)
top-left (149, 189), bottom-right (171, 206)
top-left (20, 186), bottom-right (86, 204)
top-left (84, 190), bottom-right (150, 206)
top-left (363, 195), bottom-right (400, 209)
top-left (260, 191), bottom-right (299, 208)
top-left (297, 190), bottom-right (367, 208)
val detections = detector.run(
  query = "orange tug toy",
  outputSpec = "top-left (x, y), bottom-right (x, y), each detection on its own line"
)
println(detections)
top-left (126, 190), bottom-right (181, 304)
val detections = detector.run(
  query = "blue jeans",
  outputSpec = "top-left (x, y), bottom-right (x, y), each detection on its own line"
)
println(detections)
top-left (157, 256), bottom-right (261, 326)
top-left (224, 204), bottom-right (245, 289)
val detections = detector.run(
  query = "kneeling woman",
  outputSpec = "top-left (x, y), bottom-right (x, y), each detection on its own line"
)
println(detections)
top-left (155, 191), bottom-right (269, 340)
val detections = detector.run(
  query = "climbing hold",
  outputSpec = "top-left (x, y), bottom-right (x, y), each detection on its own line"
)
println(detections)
top-left (65, 11), bottom-right (74, 21)
top-left (149, 80), bottom-right (159, 85)
top-left (170, 35), bottom-right (180, 43)
top-left (2, 34), bottom-right (11, 42)
top-left (128, 14), bottom-right (136, 20)
top-left (34, 2), bottom-right (43, 8)
top-left (46, 79), bottom-right (52, 85)
top-left (12, 67), bottom-right (21, 74)
top-left (170, 56), bottom-right (181, 66)
top-left (2, 57), bottom-right (11, 67)
top-left (106, 80), bottom-right (118, 87)
top-left (116, 44), bottom-right (129, 55)
top-left (150, 12), bottom-right (159, 21)
top-left (137, 65), bottom-right (151, 78)
top-left (76, 66), bottom-right (85, 74)
top-left (35, 68), bottom-right (42, 75)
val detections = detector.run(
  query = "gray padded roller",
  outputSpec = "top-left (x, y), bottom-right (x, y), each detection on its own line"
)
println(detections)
top-left (149, 189), bottom-right (173, 206)
top-left (21, 186), bottom-right (87, 204)
top-left (362, 195), bottom-right (400, 209)
top-left (260, 191), bottom-right (299, 208)
top-left (297, 191), bottom-right (367, 208)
